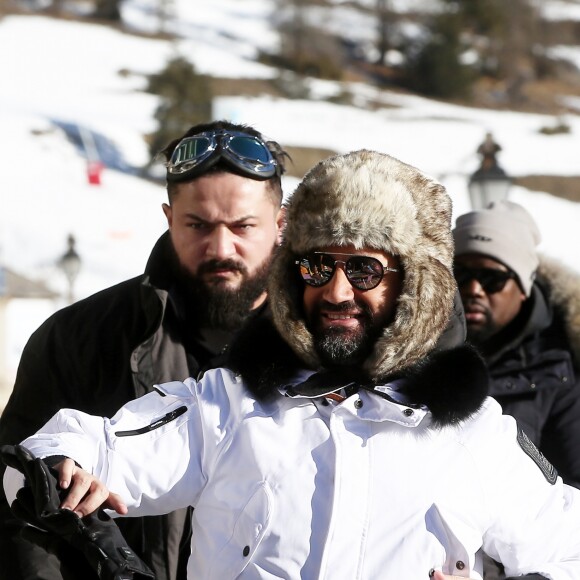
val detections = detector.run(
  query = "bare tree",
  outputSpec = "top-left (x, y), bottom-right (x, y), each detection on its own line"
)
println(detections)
top-left (276, 0), bottom-right (309, 67)
top-left (272, 0), bottom-right (343, 79)
top-left (157, 0), bottom-right (176, 34)
top-left (375, 0), bottom-right (394, 65)
top-left (43, 0), bottom-right (65, 15)
top-left (496, 0), bottom-right (541, 104)
top-left (440, 0), bottom-right (543, 104)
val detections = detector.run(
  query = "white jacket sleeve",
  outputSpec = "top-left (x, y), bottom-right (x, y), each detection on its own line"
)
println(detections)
top-left (4, 378), bottom-right (209, 517)
top-left (474, 405), bottom-right (580, 580)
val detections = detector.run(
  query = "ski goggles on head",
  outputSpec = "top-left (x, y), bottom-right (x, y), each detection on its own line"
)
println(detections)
top-left (166, 129), bottom-right (279, 182)
top-left (296, 252), bottom-right (399, 291)
top-left (454, 265), bottom-right (518, 294)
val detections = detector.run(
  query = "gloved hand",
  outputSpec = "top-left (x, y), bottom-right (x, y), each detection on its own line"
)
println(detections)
top-left (1, 444), bottom-right (155, 580)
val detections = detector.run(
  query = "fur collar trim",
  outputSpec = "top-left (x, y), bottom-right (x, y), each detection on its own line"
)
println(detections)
top-left (537, 255), bottom-right (580, 363)
top-left (227, 316), bottom-right (489, 427)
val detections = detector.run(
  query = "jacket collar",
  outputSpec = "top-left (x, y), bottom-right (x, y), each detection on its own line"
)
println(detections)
top-left (484, 282), bottom-right (551, 365)
top-left (227, 315), bottom-right (489, 427)
top-left (144, 231), bottom-right (181, 290)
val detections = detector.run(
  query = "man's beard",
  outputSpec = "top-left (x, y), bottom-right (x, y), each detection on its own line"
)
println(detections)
top-left (466, 322), bottom-right (494, 346)
top-left (308, 301), bottom-right (383, 368)
top-left (175, 251), bottom-right (274, 331)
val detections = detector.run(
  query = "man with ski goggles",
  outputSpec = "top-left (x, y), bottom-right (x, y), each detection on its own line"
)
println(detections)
top-left (158, 122), bottom-right (287, 335)
top-left (453, 200), bottom-right (580, 580)
top-left (0, 120), bottom-right (288, 580)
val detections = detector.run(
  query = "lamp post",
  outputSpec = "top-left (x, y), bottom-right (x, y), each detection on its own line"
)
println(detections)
top-left (468, 133), bottom-right (511, 210)
top-left (58, 234), bottom-right (81, 304)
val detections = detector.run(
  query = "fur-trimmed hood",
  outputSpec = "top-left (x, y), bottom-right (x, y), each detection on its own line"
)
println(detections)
top-left (537, 254), bottom-right (580, 363)
top-left (268, 150), bottom-right (457, 380)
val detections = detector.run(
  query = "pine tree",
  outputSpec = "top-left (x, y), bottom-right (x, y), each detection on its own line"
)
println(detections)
top-left (145, 56), bottom-right (213, 162)
top-left (404, 11), bottom-right (475, 98)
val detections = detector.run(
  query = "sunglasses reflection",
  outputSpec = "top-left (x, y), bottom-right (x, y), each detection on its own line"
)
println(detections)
top-left (297, 253), bottom-right (396, 291)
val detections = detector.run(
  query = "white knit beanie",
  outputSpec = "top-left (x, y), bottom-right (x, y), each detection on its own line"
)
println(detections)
top-left (453, 200), bottom-right (541, 296)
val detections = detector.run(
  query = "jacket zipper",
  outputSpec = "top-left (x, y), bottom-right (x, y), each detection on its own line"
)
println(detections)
top-left (115, 406), bottom-right (187, 437)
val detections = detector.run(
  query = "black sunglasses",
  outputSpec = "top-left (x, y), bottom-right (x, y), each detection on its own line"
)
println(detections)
top-left (296, 252), bottom-right (398, 291)
top-left (454, 265), bottom-right (517, 294)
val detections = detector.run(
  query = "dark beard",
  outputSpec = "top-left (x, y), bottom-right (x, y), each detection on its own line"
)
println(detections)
top-left (309, 301), bottom-right (381, 368)
top-left (175, 252), bottom-right (274, 332)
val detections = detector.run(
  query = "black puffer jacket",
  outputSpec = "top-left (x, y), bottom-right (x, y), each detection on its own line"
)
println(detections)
top-left (0, 232), bottom-right (228, 580)
top-left (484, 257), bottom-right (580, 489)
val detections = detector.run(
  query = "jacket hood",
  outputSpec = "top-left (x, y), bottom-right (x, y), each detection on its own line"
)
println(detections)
top-left (537, 255), bottom-right (580, 364)
top-left (268, 149), bottom-right (457, 381)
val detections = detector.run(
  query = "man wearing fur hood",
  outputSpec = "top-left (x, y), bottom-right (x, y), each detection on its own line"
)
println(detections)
top-left (4, 151), bottom-right (580, 579)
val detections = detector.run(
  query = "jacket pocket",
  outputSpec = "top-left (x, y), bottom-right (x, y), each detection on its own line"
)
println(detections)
top-left (209, 481), bottom-right (273, 578)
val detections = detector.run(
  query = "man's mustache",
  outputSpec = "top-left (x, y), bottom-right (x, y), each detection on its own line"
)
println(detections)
top-left (197, 259), bottom-right (247, 276)
top-left (313, 300), bottom-right (372, 322)
top-left (319, 300), bottom-right (363, 313)
top-left (462, 298), bottom-right (488, 314)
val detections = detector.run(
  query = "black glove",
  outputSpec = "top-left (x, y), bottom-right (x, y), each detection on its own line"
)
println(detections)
top-left (1, 444), bottom-right (155, 580)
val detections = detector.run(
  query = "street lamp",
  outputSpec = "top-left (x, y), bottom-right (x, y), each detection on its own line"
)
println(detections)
top-left (58, 234), bottom-right (81, 304)
top-left (468, 133), bottom-right (511, 210)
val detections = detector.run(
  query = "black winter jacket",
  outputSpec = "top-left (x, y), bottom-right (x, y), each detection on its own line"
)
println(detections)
top-left (483, 258), bottom-right (580, 489)
top-left (0, 232), bottom-right (227, 580)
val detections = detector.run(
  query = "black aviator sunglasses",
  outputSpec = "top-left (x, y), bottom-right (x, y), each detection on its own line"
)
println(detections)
top-left (296, 252), bottom-right (399, 291)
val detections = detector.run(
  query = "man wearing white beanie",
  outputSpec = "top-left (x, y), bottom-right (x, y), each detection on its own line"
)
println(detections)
top-left (454, 200), bottom-right (541, 298)
top-left (454, 200), bottom-right (580, 578)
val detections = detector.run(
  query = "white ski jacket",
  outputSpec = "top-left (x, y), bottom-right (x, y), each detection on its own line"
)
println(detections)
top-left (5, 368), bottom-right (580, 580)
